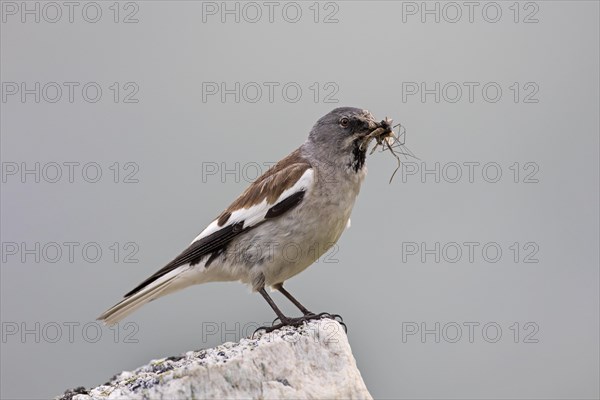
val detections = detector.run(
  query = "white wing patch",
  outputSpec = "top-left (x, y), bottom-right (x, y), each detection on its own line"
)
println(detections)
top-left (191, 168), bottom-right (314, 244)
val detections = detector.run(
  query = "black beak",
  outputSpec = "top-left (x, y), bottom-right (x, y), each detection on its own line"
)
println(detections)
top-left (379, 118), bottom-right (394, 135)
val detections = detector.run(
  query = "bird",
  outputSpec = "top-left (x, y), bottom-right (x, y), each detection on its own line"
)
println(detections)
top-left (98, 107), bottom-right (394, 331)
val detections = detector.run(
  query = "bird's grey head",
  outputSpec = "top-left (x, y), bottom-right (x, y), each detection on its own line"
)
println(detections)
top-left (305, 107), bottom-right (392, 172)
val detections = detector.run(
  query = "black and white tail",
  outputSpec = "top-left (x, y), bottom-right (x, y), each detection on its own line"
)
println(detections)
top-left (97, 267), bottom-right (192, 326)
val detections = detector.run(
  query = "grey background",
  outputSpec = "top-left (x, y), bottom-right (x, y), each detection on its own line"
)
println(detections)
top-left (1, 1), bottom-right (599, 399)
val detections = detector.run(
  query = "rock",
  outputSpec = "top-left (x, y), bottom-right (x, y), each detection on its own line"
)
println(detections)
top-left (58, 319), bottom-right (372, 400)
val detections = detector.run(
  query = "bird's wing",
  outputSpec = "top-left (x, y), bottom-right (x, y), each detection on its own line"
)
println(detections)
top-left (124, 151), bottom-right (313, 297)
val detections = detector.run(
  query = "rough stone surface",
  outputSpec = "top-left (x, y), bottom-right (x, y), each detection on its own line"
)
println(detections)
top-left (58, 319), bottom-right (372, 400)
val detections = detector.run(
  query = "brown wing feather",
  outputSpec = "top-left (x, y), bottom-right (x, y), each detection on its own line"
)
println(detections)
top-left (216, 148), bottom-right (312, 225)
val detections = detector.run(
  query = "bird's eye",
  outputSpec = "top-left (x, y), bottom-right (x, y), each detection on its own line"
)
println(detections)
top-left (339, 117), bottom-right (350, 127)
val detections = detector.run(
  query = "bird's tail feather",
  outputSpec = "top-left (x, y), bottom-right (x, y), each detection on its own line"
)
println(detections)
top-left (97, 268), bottom-right (187, 326)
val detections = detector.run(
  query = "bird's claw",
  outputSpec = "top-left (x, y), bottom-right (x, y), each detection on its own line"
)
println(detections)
top-left (271, 311), bottom-right (315, 326)
top-left (253, 312), bottom-right (347, 337)
top-left (312, 312), bottom-right (347, 332)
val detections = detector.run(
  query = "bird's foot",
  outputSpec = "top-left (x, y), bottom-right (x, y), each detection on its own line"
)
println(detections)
top-left (254, 312), bottom-right (347, 336)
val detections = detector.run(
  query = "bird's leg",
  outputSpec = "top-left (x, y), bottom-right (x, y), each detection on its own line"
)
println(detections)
top-left (258, 287), bottom-right (292, 325)
top-left (254, 287), bottom-right (348, 335)
top-left (273, 283), bottom-right (312, 316)
top-left (255, 288), bottom-right (298, 335)
top-left (273, 284), bottom-right (344, 329)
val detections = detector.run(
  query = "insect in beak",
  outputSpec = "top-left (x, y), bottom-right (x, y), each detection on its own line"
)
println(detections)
top-left (359, 117), bottom-right (418, 184)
